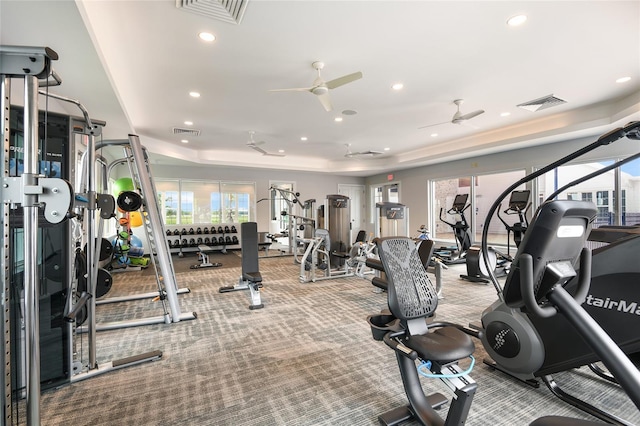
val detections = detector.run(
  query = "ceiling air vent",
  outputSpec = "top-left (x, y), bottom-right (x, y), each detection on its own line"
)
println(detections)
top-left (175, 0), bottom-right (248, 25)
top-left (172, 127), bottom-right (201, 136)
top-left (517, 94), bottom-right (567, 112)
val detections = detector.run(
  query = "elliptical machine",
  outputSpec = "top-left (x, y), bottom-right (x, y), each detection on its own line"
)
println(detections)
top-left (496, 189), bottom-right (531, 259)
top-left (476, 121), bottom-right (640, 424)
top-left (435, 193), bottom-right (472, 264)
top-left (461, 191), bottom-right (530, 284)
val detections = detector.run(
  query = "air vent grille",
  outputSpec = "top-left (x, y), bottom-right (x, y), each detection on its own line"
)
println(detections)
top-left (517, 94), bottom-right (567, 112)
top-left (175, 0), bottom-right (248, 25)
top-left (172, 127), bottom-right (201, 136)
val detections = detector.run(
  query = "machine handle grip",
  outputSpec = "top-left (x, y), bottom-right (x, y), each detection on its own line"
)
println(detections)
top-left (64, 291), bottom-right (92, 322)
top-left (520, 254), bottom-right (557, 319)
top-left (383, 332), bottom-right (417, 360)
top-left (573, 248), bottom-right (592, 305)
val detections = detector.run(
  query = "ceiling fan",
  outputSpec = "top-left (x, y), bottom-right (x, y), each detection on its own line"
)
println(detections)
top-left (344, 143), bottom-right (383, 159)
top-left (246, 131), bottom-right (285, 157)
top-left (269, 61), bottom-right (363, 112)
top-left (419, 99), bottom-right (485, 129)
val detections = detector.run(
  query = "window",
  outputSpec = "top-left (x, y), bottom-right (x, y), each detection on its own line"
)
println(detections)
top-left (621, 157), bottom-right (640, 226)
top-left (222, 182), bottom-right (255, 224)
top-left (432, 177), bottom-right (472, 242)
top-left (156, 179), bottom-right (255, 225)
top-left (538, 161), bottom-right (615, 227)
top-left (596, 190), bottom-right (609, 206)
top-left (473, 170), bottom-right (527, 248)
top-left (156, 180), bottom-right (180, 225)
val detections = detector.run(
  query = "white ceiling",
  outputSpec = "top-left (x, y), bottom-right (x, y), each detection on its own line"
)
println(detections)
top-left (2, 1), bottom-right (639, 176)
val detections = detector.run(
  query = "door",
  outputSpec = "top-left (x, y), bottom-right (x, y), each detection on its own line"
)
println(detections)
top-left (338, 184), bottom-right (365, 244)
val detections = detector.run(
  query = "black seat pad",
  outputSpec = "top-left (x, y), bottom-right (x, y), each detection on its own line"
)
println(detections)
top-left (244, 271), bottom-right (262, 283)
top-left (406, 327), bottom-right (475, 363)
top-left (529, 416), bottom-right (604, 426)
top-left (331, 251), bottom-right (350, 258)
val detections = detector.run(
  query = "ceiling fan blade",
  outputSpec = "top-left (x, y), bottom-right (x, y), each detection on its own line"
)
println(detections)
top-left (247, 141), bottom-right (265, 146)
top-left (325, 71), bottom-right (363, 89)
top-left (418, 121), bottom-right (450, 129)
top-left (456, 109), bottom-right (485, 122)
top-left (250, 145), bottom-right (268, 155)
top-left (317, 92), bottom-right (333, 111)
top-left (346, 150), bottom-right (383, 158)
top-left (249, 143), bottom-right (284, 157)
top-left (268, 87), bottom-right (313, 93)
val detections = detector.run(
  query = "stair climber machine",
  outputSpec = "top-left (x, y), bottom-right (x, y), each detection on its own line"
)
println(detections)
top-left (473, 121), bottom-right (640, 425)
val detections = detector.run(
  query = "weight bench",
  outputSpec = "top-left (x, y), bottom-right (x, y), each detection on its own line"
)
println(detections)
top-left (219, 222), bottom-right (264, 310)
top-left (190, 244), bottom-right (222, 269)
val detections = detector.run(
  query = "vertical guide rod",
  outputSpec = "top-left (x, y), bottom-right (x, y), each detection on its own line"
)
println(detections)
top-left (85, 131), bottom-right (98, 368)
top-left (1, 75), bottom-right (12, 425)
top-left (127, 134), bottom-right (181, 321)
top-left (23, 76), bottom-right (41, 425)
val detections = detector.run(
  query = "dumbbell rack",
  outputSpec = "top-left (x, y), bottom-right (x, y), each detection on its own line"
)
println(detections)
top-left (165, 224), bottom-right (241, 256)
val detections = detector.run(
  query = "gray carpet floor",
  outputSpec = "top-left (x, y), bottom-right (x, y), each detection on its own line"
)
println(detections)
top-left (28, 255), bottom-right (640, 425)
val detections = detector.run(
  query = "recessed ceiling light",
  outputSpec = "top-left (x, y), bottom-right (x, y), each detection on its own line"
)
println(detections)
top-left (507, 14), bottom-right (527, 27)
top-left (500, 112), bottom-right (511, 117)
top-left (616, 76), bottom-right (631, 83)
top-left (300, 137), bottom-right (308, 141)
top-left (384, 147), bottom-right (390, 151)
top-left (278, 149), bottom-right (285, 153)
top-left (431, 133), bottom-right (438, 137)
top-left (189, 91), bottom-right (201, 98)
top-left (184, 121), bottom-right (193, 125)
top-left (181, 139), bottom-right (189, 144)
top-left (198, 32), bottom-right (216, 42)
top-left (334, 117), bottom-right (343, 122)
top-left (391, 83), bottom-right (404, 90)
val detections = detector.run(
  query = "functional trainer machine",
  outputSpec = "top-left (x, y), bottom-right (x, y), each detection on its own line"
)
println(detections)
top-left (268, 186), bottom-right (315, 259)
top-left (0, 46), bottom-right (171, 426)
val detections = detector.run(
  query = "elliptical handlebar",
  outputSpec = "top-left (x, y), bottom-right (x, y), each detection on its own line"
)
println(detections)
top-left (439, 207), bottom-right (454, 227)
top-left (439, 198), bottom-right (470, 228)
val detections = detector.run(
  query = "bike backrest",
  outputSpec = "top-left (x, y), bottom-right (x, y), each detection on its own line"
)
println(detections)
top-left (376, 237), bottom-right (438, 321)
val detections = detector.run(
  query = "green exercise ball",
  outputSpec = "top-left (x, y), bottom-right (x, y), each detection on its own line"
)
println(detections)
top-left (113, 177), bottom-right (134, 196)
